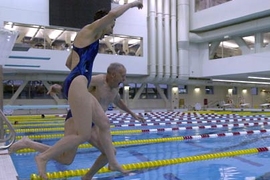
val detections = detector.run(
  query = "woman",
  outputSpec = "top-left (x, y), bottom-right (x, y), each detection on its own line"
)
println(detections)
top-left (34, 1), bottom-right (143, 179)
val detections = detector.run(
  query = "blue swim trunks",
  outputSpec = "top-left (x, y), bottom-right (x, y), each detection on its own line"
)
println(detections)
top-left (65, 109), bottom-right (95, 127)
top-left (63, 40), bottom-right (99, 99)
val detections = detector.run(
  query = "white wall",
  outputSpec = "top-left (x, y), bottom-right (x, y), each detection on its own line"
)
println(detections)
top-left (6, 48), bottom-right (148, 75)
top-left (0, 0), bottom-right (49, 26)
top-left (189, 43), bottom-right (203, 77)
top-left (190, 0), bottom-right (270, 31)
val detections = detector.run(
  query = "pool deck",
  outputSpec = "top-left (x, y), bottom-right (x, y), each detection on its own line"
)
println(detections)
top-left (0, 149), bottom-right (18, 180)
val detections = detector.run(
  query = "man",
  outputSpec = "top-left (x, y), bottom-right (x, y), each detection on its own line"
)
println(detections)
top-left (9, 62), bottom-right (145, 180)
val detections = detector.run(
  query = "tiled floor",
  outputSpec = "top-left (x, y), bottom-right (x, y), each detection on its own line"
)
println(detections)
top-left (0, 149), bottom-right (18, 180)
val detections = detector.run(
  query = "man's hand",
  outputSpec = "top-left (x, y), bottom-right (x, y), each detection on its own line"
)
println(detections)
top-left (47, 84), bottom-right (62, 97)
top-left (131, 113), bottom-right (145, 123)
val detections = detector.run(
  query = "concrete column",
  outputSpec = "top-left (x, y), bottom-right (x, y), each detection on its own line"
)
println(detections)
top-left (171, 86), bottom-right (179, 110)
top-left (255, 33), bottom-right (263, 53)
top-left (123, 85), bottom-right (130, 106)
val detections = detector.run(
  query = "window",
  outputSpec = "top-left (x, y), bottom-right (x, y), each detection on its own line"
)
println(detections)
top-left (232, 87), bottom-right (237, 95)
top-left (179, 85), bottom-right (188, 94)
top-left (205, 86), bottom-right (214, 94)
top-left (251, 87), bottom-right (258, 95)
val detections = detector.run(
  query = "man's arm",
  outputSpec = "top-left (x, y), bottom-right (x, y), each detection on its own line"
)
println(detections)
top-left (113, 93), bottom-right (145, 123)
top-left (88, 74), bottom-right (103, 89)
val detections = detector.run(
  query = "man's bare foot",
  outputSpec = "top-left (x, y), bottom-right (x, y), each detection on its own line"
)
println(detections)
top-left (35, 155), bottom-right (48, 179)
top-left (108, 163), bottom-right (131, 174)
top-left (8, 136), bottom-right (31, 154)
top-left (81, 176), bottom-right (95, 180)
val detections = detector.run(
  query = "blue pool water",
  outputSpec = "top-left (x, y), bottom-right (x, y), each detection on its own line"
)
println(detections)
top-left (10, 113), bottom-right (270, 180)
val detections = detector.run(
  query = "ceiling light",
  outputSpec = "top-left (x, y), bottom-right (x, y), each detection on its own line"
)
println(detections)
top-left (248, 76), bottom-right (270, 80)
top-left (212, 79), bottom-right (270, 85)
top-left (220, 41), bottom-right (239, 48)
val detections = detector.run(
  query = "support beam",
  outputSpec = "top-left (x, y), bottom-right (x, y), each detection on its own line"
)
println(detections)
top-left (122, 39), bottom-right (129, 54)
top-left (42, 32), bottom-right (52, 46)
top-left (7, 81), bottom-right (28, 105)
top-left (135, 45), bottom-right (142, 56)
top-left (43, 81), bottom-right (61, 104)
top-left (209, 41), bottom-right (221, 58)
top-left (254, 33), bottom-right (263, 53)
top-left (132, 83), bottom-right (146, 101)
top-left (15, 32), bottom-right (26, 43)
top-left (155, 84), bottom-right (169, 107)
top-left (104, 37), bottom-right (116, 54)
top-left (234, 37), bottom-right (251, 54)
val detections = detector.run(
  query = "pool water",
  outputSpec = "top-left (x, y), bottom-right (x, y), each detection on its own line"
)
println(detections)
top-left (10, 113), bottom-right (270, 180)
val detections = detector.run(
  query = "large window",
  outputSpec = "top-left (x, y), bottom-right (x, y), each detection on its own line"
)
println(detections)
top-left (209, 32), bottom-right (270, 60)
top-left (195, 0), bottom-right (232, 12)
top-left (3, 80), bottom-right (62, 99)
top-left (139, 84), bottom-right (168, 99)
top-left (205, 86), bottom-right (214, 94)
top-left (4, 22), bottom-right (143, 57)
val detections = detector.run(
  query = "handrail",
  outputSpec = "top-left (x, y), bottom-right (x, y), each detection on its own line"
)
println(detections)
top-left (0, 109), bottom-right (16, 150)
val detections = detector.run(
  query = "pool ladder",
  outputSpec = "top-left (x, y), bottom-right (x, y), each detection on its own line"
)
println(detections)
top-left (0, 109), bottom-right (16, 150)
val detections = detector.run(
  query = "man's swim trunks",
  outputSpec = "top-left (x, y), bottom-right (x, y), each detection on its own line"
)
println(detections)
top-left (63, 40), bottom-right (99, 99)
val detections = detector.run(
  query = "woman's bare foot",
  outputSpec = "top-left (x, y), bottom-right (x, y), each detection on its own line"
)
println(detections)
top-left (35, 155), bottom-right (48, 179)
top-left (8, 136), bottom-right (31, 154)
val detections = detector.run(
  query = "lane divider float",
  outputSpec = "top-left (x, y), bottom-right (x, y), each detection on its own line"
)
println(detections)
top-left (30, 146), bottom-right (270, 179)
top-left (16, 128), bottom-right (270, 154)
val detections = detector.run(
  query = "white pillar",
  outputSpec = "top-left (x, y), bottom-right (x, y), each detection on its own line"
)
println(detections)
top-left (171, 86), bottom-right (179, 110)
top-left (156, 0), bottom-right (164, 78)
top-left (123, 85), bottom-right (130, 107)
top-left (177, 0), bottom-right (190, 80)
top-left (163, 0), bottom-right (171, 79)
top-left (148, 0), bottom-right (157, 77)
top-left (171, 0), bottom-right (177, 79)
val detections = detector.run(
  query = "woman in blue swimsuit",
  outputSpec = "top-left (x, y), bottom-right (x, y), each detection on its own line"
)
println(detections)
top-left (34, 1), bottom-right (143, 179)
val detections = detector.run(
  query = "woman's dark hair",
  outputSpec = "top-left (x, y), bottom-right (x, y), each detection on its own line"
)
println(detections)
top-left (94, 9), bottom-right (109, 21)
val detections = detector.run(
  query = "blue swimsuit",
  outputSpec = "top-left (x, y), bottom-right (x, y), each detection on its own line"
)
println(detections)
top-left (63, 40), bottom-right (99, 99)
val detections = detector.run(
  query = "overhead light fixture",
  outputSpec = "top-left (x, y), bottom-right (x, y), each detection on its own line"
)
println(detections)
top-left (212, 79), bottom-right (270, 85)
top-left (194, 87), bottom-right (200, 92)
top-left (172, 87), bottom-right (178, 92)
top-left (248, 76), bottom-right (270, 80)
top-left (220, 41), bottom-right (239, 48)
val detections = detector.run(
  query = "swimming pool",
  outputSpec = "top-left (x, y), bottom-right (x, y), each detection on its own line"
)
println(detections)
top-left (10, 112), bottom-right (270, 180)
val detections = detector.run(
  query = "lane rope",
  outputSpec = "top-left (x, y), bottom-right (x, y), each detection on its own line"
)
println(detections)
top-left (13, 120), bottom-right (270, 134)
top-left (16, 128), bottom-right (270, 153)
top-left (30, 146), bottom-right (270, 179)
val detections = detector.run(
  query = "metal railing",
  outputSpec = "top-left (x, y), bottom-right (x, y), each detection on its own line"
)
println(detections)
top-left (0, 109), bottom-right (16, 150)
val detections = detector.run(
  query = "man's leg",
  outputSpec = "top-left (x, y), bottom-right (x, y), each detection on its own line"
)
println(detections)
top-left (89, 91), bottom-right (127, 173)
top-left (82, 127), bottom-right (112, 180)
